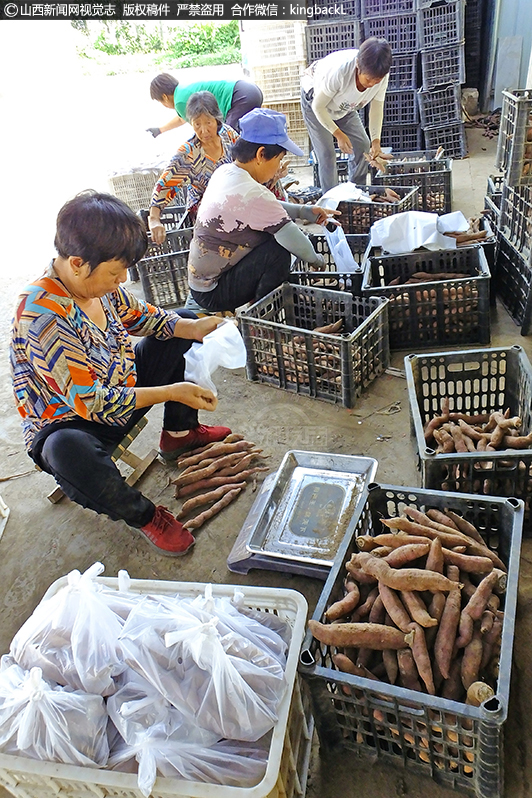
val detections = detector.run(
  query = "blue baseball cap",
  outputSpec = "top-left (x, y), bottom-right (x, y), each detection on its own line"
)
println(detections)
top-left (239, 107), bottom-right (305, 157)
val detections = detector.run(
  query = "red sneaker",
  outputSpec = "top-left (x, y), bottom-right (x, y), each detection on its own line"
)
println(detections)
top-left (139, 506), bottom-right (195, 556)
top-left (158, 424), bottom-right (231, 461)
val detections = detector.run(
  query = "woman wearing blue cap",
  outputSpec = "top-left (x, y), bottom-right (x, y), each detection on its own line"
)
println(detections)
top-left (187, 107), bottom-right (339, 313)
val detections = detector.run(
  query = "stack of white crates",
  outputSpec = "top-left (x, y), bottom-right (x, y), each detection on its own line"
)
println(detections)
top-left (240, 21), bottom-right (310, 166)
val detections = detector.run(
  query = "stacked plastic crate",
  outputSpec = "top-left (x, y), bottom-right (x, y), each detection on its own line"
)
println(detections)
top-left (304, 0), bottom-right (362, 64)
top-left (464, 0), bottom-right (483, 88)
top-left (240, 21), bottom-right (309, 166)
top-left (417, 0), bottom-right (467, 158)
top-left (361, 0), bottom-right (422, 153)
top-left (493, 89), bottom-right (532, 334)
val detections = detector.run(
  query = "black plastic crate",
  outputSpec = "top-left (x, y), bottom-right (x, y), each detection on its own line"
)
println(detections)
top-left (361, 0), bottom-right (414, 16)
top-left (239, 284), bottom-right (389, 407)
top-left (417, 83), bottom-right (462, 128)
top-left (405, 345), bottom-right (532, 532)
top-left (499, 183), bottom-right (532, 261)
top-left (418, 1), bottom-right (465, 49)
top-left (299, 481), bottom-right (522, 798)
top-left (137, 228), bottom-right (193, 307)
top-left (493, 233), bottom-right (532, 333)
top-left (385, 89), bottom-right (419, 125)
top-left (374, 155), bottom-right (452, 213)
top-left (424, 122), bottom-right (467, 159)
top-left (483, 195), bottom-right (501, 232)
top-left (308, 0), bottom-right (360, 22)
top-left (286, 186), bottom-right (323, 204)
top-left (305, 20), bottom-right (361, 62)
top-left (380, 124), bottom-right (424, 153)
top-left (362, 13), bottom-right (418, 53)
top-left (336, 184), bottom-right (419, 234)
top-left (496, 90), bottom-right (532, 187)
top-left (361, 245), bottom-right (490, 349)
top-left (292, 232), bottom-right (369, 295)
top-left (421, 42), bottom-right (466, 89)
top-left (310, 148), bottom-right (350, 187)
top-left (486, 174), bottom-right (504, 204)
top-left (388, 51), bottom-right (418, 90)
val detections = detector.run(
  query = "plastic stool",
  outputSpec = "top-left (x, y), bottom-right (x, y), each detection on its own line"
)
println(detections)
top-left (45, 417), bottom-right (158, 504)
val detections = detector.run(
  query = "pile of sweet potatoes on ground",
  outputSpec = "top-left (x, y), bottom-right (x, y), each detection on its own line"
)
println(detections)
top-left (310, 506), bottom-right (505, 704)
top-left (424, 398), bottom-right (532, 453)
top-left (171, 433), bottom-right (269, 530)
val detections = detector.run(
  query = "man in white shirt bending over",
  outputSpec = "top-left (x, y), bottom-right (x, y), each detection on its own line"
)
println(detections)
top-left (301, 38), bottom-right (393, 191)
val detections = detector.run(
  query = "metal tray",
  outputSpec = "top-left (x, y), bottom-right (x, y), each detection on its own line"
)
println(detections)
top-left (227, 451), bottom-right (378, 578)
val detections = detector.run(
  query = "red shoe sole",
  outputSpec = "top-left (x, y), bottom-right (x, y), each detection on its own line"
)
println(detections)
top-left (137, 530), bottom-right (196, 557)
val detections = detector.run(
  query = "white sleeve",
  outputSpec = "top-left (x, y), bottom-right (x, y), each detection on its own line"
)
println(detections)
top-left (311, 88), bottom-right (340, 134)
top-left (368, 100), bottom-right (384, 142)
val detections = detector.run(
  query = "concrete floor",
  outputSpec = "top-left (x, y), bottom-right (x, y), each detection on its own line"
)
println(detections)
top-left (0, 127), bottom-right (531, 798)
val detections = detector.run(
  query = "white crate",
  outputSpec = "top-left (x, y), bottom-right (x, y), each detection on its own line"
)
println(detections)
top-left (245, 61), bottom-right (307, 104)
top-left (108, 169), bottom-right (163, 214)
top-left (0, 578), bottom-right (309, 798)
top-left (240, 21), bottom-right (307, 67)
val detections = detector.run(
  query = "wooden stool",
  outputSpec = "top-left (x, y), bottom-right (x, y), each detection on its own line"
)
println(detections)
top-left (45, 416), bottom-right (158, 504)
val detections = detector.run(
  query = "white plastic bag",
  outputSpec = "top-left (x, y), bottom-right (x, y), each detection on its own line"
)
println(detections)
top-left (10, 562), bottom-right (126, 695)
top-left (323, 224), bottom-right (360, 273)
top-left (109, 722), bottom-right (268, 796)
top-left (369, 210), bottom-right (469, 254)
top-left (184, 320), bottom-right (246, 395)
top-left (0, 664), bottom-right (109, 766)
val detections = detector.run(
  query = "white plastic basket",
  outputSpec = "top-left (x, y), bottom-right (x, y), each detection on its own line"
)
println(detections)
top-left (108, 169), bottom-right (163, 214)
top-left (0, 578), bottom-right (309, 798)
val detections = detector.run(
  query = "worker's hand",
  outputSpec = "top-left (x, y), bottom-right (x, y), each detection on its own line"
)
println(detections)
top-left (173, 315), bottom-right (224, 341)
top-left (146, 127), bottom-right (161, 138)
top-left (383, 187), bottom-right (401, 201)
top-left (310, 206), bottom-right (342, 226)
top-left (170, 382), bottom-right (218, 411)
top-left (148, 219), bottom-right (166, 245)
top-left (369, 143), bottom-right (393, 162)
top-left (334, 130), bottom-right (353, 155)
top-left (310, 253), bottom-right (326, 272)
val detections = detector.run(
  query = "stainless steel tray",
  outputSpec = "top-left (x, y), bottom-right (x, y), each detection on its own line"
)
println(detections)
top-left (228, 451), bottom-right (377, 576)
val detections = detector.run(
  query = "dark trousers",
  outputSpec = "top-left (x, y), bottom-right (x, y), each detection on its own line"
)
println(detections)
top-left (226, 80), bottom-right (264, 131)
top-left (191, 237), bottom-right (291, 312)
top-left (31, 315), bottom-right (198, 528)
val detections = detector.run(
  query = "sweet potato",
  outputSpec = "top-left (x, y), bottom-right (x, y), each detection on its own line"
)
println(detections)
top-left (369, 595), bottom-right (386, 624)
top-left (441, 659), bottom-right (465, 702)
top-left (406, 622), bottom-right (436, 695)
top-left (356, 552), bottom-right (458, 593)
top-left (183, 487), bottom-right (242, 530)
top-left (397, 647), bottom-right (423, 692)
top-left (480, 609), bottom-right (495, 635)
top-left (424, 397), bottom-right (450, 442)
top-left (308, 620), bottom-right (408, 650)
top-left (442, 548), bottom-right (494, 574)
top-left (425, 508), bottom-right (460, 531)
top-left (378, 583), bottom-right (411, 633)
top-left (351, 586), bottom-right (379, 619)
top-left (176, 439), bottom-right (254, 469)
top-left (434, 566), bottom-right (462, 679)
top-left (382, 517), bottom-right (467, 549)
top-left (383, 542), bottom-right (431, 567)
top-left (461, 571), bottom-right (499, 621)
top-left (466, 681), bottom-right (495, 707)
top-left (325, 585), bottom-right (361, 621)
top-left (332, 653), bottom-right (380, 681)
top-left (174, 468), bottom-right (268, 498)
top-left (425, 536), bottom-right (444, 574)
top-left (442, 509), bottom-right (486, 545)
top-left (401, 590), bottom-right (438, 628)
top-left (176, 482), bottom-right (246, 520)
top-left (461, 626), bottom-right (483, 690)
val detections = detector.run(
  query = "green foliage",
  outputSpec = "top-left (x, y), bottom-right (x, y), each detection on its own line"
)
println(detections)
top-left (93, 22), bottom-right (164, 55)
top-left (162, 46), bottom-right (242, 70)
top-left (88, 21), bottom-right (240, 62)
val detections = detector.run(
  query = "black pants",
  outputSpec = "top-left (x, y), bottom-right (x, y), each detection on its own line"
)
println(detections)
top-left (226, 80), bottom-right (263, 131)
top-left (191, 237), bottom-right (291, 312)
top-left (30, 315), bottom-right (198, 528)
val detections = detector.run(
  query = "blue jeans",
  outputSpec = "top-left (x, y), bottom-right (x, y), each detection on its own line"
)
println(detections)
top-left (301, 88), bottom-right (370, 191)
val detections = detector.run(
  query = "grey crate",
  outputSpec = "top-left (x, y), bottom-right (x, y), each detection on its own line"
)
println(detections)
top-left (362, 13), bottom-right (418, 52)
top-left (239, 284), bottom-right (389, 408)
top-left (380, 124), bottom-right (425, 153)
top-left (493, 233), bottom-right (532, 333)
top-left (388, 51), bottom-right (418, 90)
top-left (310, 148), bottom-right (349, 187)
top-left (499, 183), bottom-right (532, 261)
top-left (418, 1), bottom-right (465, 50)
top-left (373, 155), bottom-right (453, 213)
top-left (385, 89), bottom-right (419, 125)
top-left (405, 345), bottom-right (532, 532)
top-left (308, 0), bottom-right (360, 22)
top-left (496, 90), bottom-right (532, 187)
top-left (292, 232), bottom-right (369, 295)
top-left (423, 121), bottom-right (468, 159)
top-left (299, 481), bottom-right (523, 798)
top-left (305, 20), bottom-right (361, 62)
top-left (421, 42), bottom-right (466, 89)
top-left (361, 0), bottom-right (414, 16)
top-left (336, 184), bottom-right (420, 234)
top-left (137, 228), bottom-right (193, 308)
top-left (417, 83), bottom-right (462, 128)
top-left (361, 245), bottom-right (491, 349)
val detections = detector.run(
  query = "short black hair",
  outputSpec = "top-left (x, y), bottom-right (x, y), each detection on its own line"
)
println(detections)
top-left (54, 191), bottom-right (148, 273)
top-left (357, 38), bottom-right (392, 80)
top-left (186, 91), bottom-right (223, 131)
top-left (150, 73), bottom-right (179, 101)
top-left (232, 139), bottom-right (286, 163)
